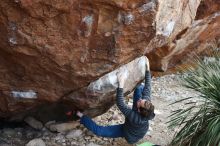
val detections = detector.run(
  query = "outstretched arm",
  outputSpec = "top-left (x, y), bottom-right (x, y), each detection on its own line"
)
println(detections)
top-left (116, 72), bottom-right (132, 117)
top-left (116, 88), bottom-right (131, 117)
top-left (142, 58), bottom-right (152, 100)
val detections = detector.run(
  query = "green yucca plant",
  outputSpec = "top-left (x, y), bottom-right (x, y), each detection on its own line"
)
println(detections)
top-left (168, 52), bottom-right (220, 146)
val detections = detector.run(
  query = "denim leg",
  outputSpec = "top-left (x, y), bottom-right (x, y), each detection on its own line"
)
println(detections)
top-left (132, 84), bottom-right (144, 111)
top-left (80, 116), bottom-right (124, 138)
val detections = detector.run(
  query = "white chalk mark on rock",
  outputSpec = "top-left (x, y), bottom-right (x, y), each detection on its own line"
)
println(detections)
top-left (82, 15), bottom-right (94, 37)
top-left (108, 73), bottom-right (117, 87)
top-left (213, 12), bottom-right (220, 18)
top-left (9, 37), bottom-right (17, 45)
top-left (87, 56), bottom-right (148, 96)
top-left (138, 58), bottom-right (147, 75)
top-left (8, 22), bottom-right (18, 46)
top-left (117, 12), bottom-right (135, 25)
top-left (124, 13), bottom-right (134, 25)
top-left (162, 20), bottom-right (175, 37)
top-left (92, 80), bottom-right (103, 91)
top-left (83, 15), bottom-right (93, 26)
top-left (138, 2), bottom-right (156, 13)
top-left (11, 90), bottom-right (37, 99)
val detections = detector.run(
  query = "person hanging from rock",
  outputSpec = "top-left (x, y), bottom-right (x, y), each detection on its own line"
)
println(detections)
top-left (76, 58), bottom-right (155, 144)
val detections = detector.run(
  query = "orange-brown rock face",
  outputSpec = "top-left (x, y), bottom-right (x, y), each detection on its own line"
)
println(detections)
top-left (0, 0), bottom-right (220, 122)
top-left (196, 0), bottom-right (220, 20)
top-left (148, 13), bottom-right (220, 71)
top-left (147, 0), bottom-right (220, 71)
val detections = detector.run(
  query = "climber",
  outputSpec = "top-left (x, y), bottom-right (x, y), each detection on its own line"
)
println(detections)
top-left (76, 58), bottom-right (155, 144)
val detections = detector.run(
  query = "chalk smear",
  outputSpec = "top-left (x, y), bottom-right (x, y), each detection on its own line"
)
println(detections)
top-left (11, 90), bottom-right (37, 99)
top-left (162, 20), bottom-right (175, 37)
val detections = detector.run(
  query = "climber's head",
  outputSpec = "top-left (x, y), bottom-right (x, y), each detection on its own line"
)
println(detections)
top-left (137, 99), bottom-right (155, 119)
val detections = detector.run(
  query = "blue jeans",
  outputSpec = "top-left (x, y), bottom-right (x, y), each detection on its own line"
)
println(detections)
top-left (132, 84), bottom-right (144, 111)
top-left (80, 85), bottom-right (144, 138)
top-left (80, 116), bottom-right (124, 138)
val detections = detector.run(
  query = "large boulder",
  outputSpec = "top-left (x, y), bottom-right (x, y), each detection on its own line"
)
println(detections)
top-left (148, 12), bottom-right (220, 71)
top-left (0, 0), bottom-right (220, 122)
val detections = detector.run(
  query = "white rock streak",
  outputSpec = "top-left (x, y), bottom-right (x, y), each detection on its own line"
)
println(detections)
top-left (8, 22), bottom-right (17, 45)
top-left (11, 90), bottom-right (37, 99)
top-left (82, 15), bottom-right (94, 37)
top-left (87, 56), bottom-right (148, 96)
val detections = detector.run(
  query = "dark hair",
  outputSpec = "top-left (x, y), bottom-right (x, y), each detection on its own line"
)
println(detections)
top-left (139, 101), bottom-right (155, 118)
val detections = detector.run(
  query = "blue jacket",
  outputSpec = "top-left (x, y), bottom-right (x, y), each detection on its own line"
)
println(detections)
top-left (116, 71), bottom-right (155, 144)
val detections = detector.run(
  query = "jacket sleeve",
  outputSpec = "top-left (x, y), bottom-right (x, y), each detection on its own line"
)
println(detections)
top-left (142, 70), bottom-right (151, 100)
top-left (116, 88), bottom-right (132, 117)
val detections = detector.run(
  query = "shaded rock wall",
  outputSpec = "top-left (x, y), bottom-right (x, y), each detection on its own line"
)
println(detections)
top-left (196, 0), bottom-right (220, 20)
top-left (0, 0), bottom-right (220, 121)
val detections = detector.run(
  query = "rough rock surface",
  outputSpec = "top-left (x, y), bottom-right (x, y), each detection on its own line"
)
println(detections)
top-left (0, 0), bottom-right (220, 121)
top-left (149, 12), bottom-right (220, 71)
top-left (196, 0), bottom-right (220, 20)
top-left (26, 138), bottom-right (46, 146)
top-left (0, 73), bottom-right (200, 146)
top-left (66, 56), bottom-right (147, 117)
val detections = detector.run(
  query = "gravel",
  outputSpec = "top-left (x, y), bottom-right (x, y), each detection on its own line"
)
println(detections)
top-left (0, 73), bottom-right (200, 146)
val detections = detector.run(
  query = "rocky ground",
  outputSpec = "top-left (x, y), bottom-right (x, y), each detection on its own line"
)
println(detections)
top-left (0, 73), bottom-right (199, 146)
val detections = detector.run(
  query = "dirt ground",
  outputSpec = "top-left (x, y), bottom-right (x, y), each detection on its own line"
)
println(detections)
top-left (0, 73), bottom-right (199, 146)
top-left (93, 73), bottom-right (199, 146)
